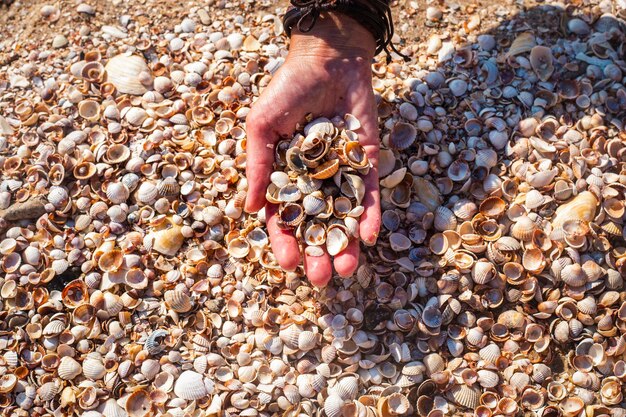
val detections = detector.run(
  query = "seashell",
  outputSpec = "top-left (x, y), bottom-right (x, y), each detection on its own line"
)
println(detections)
top-left (311, 159), bottom-right (339, 180)
top-left (174, 370), bottom-right (209, 400)
top-left (423, 353), bottom-right (445, 375)
top-left (561, 264), bottom-right (587, 287)
top-left (83, 357), bottom-right (106, 380)
top-left (343, 141), bottom-right (370, 170)
top-left (279, 203), bottom-right (305, 228)
top-left (477, 370), bottom-right (499, 388)
top-left (74, 161), bottom-right (97, 180)
top-left (379, 393), bottom-right (410, 415)
top-left (551, 191), bottom-right (597, 230)
top-left (529, 46), bottom-right (554, 81)
top-left (324, 394), bottom-right (345, 417)
top-left (389, 122), bottom-right (417, 150)
top-left (447, 160), bottom-right (470, 182)
top-left (434, 206), bottom-right (457, 231)
top-left (559, 397), bottom-right (584, 417)
top-left (164, 289), bottom-right (192, 313)
top-left (106, 182), bottom-right (130, 204)
top-left (278, 184), bottom-right (302, 202)
top-left (296, 175), bottom-right (323, 194)
top-left (105, 55), bottom-right (152, 95)
top-left (336, 376), bottom-right (359, 400)
top-left (38, 381), bottom-right (60, 402)
top-left (125, 389), bottom-right (152, 417)
top-left (136, 182), bottom-right (159, 204)
top-left (157, 177), bottom-right (180, 198)
top-left (58, 356), bottom-right (82, 380)
top-left (479, 344), bottom-right (501, 364)
top-left (449, 384), bottom-right (480, 409)
top-left (78, 99), bottom-right (101, 122)
top-left (326, 226), bottom-right (349, 256)
top-left (511, 216), bottom-right (535, 241)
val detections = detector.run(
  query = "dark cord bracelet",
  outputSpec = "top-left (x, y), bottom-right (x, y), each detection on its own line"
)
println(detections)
top-left (283, 0), bottom-right (409, 63)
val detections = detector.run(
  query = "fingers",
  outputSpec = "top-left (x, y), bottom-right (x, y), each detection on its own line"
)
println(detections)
top-left (266, 204), bottom-right (301, 271)
top-left (304, 247), bottom-right (333, 287)
top-left (244, 114), bottom-right (278, 213)
top-left (333, 239), bottom-right (360, 278)
top-left (359, 163), bottom-right (381, 245)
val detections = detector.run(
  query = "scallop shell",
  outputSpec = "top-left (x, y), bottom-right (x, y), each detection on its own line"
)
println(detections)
top-left (324, 394), bottom-right (345, 417)
top-left (434, 206), bottom-right (457, 231)
top-left (335, 376), bottom-right (359, 400)
top-left (83, 357), bottom-right (106, 380)
top-left (105, 55), bottom-right (152, 95)
top-left (106, 182), bottom-right (130, 204)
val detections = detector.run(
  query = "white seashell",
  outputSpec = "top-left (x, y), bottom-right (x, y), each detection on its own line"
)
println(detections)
top-left (174, 370), bottom-right (210, 400)
top-left (105, 55), bottom-right (152, 95)
top-left (58, 356), bottom-right (82, 380)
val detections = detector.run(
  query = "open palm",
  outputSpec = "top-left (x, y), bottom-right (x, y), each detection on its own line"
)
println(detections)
top-left (245, 45), bottom-right (380, 286)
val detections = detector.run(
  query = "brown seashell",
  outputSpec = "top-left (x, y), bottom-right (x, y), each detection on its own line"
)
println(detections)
top-left (311, 159), bottom-right (339, 180)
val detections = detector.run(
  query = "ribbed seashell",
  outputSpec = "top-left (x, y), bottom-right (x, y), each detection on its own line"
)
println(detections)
top-left (335, 376), bottom-right (359, 401)
top-left (38, 381), bottom-right (60, 402)
top-left (511, 216), bottom-right (536, 240)
top-left (157, 177), bottom-right (180, 197)
top-left (173, 370), bottom-right (208, 400)
top-left (105, 55), bottom-right (151, 95)
top-left (453, 199), bottom-right (477, 220)
top-left (479, 343), bottom-right (501, 364)
top-left (477, 370), bottom-right (499, 388)
top-left (434, 206), bottom-right (457, 231)
top-left (310, 159), bottom-right (339, 180)
top-left (324, 394), bottom-right (345, 417)
top-left (58, 356), bottom-right (82, 380)
top-left (389, 122), bottom-right (417, 150)
top-left (83, 357), bottom-right (106, 380)
top-left (48, 186), bottom-right (69, 208)
top-left (279, 203), bottom-right (305, 228)
top-left (423, 353), bottom-right (445, 375)
top-left (577, 296), bottom-right (597, 315)
top-left (561, 264), bottom-right (587, 287)
top-left (449, 384), bottom-right (480, 409)
top-left (106, 182), bottom-right (130, 204)
top-left (296, 175), bottom-right (323, 194)
top-left (136, 182), bottom-right (159, 204)
top-left (472, 261), bottom-right (495, 284)
top-left (164, 289), bottom-right (192, 313)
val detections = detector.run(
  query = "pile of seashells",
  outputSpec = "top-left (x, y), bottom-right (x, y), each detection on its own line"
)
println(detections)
top-left (267, 114), bottom-right (369, 257)
top-left (1, 1), bottom-right (626, 417)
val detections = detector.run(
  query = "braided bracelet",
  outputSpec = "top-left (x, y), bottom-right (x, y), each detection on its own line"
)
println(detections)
top-left (283, 0), bottom-right (409, 63)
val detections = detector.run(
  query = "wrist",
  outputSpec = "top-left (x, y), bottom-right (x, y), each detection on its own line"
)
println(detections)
top-left (288, 12), bottom-right (376, 61)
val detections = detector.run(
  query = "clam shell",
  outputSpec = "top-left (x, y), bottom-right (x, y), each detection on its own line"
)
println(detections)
top-left (449, 384), bottom-right (480, 409)
top-left (529, 45), bottom-right (554, 81)
top-left (105, 55), bottom-right (151, 95)
top-left (326, 226), bottom-right (349, 256)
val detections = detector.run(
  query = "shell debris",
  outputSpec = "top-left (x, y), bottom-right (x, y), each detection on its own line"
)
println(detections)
top-left (0, 0), bottom-right (625, 416)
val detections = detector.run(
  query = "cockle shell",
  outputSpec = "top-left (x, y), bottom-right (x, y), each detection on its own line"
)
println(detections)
top-left (58, 357), bottom-right (82, 380)
top-left (174, 371), bottom-right (211, 400)
top-left (164, 289), bottom-right (192, 313)
top-left (105, 55), bottom-right (152, 95)
top-left (529, 46), bottom-right (554, 81)
top-left (389, 122), bottom-right (417, 150)
top-left (552, 191), bottom-right (597, 229)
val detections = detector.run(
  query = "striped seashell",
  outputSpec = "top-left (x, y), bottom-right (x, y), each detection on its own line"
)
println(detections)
top-left (43, 320), bottom-right (66, 337)
top-left (494, 236), bottom-right (522, 252)
top-left (477, 370), bottom-right (499, 388)
top-left (283, 385), bottom-right (300, 404)
top-left (324, 394), bottom-right (345, 417)
top-left (104, 182), bottom-right (129, 205)
top-left (83, 357), bottom-right (106, 380)
top-left (58, 356), bottom-right (82, 380)
top-left (434, 206), bottom-right (457, 231)
top-left (145, 329), bottom-right (168, 355)
top-left (237, 365), bottom-right (257, 383)
top-left (174, 370), bottom-right (208, 400)
top-left (278, 324), bottom-right (301, 349)
top-left (466, 327), bottom-right (485, 346)
top-left (164, 289), bottom-right (192, 313)
top-left (577, 296), bottom-right (597, 315)
top-left (297, 330), bottom-right (317, 351)
top-left (511, 216), bottom-right (536, 240)
top-left (47, 186), bottom-right (69, 208)
top-left (99, 398), bottom-right (127, 417)
top-left (509, 372), bottom-right (530, 392)
top-left (89, 201), bottom-right (108, 219)
top-left (296, 175), bottom-right (322, 194)
top-left (157, 177), bottom-right (180, 197)
top-left (532, 363), bottom-right (552, 383)
top-left (335, 376), bottom-right (359, 400)
top-left (3, 351), bottom-right (18, 367)
top-left (423, 353), bottom-right (445, 375)
top-left (38, 381), bottom-right (60, 402)
top-left (141, 359), bottom-right (160, 380)
top-left (321, 345), bottom-right (337, 363)
top-left (136, 182), bottom-right (159, 204)
top-left (449, 384), bottom-right (480, 409)
top-left (561, 264), bottom-right (587, 287)
top-left (479, 343), bottom-right (501, 364)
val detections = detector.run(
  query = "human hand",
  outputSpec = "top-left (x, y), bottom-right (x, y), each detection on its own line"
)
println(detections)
top-left (245, 12), bottom-right (381, 286)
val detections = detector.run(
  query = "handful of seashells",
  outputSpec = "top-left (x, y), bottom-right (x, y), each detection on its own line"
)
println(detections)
top-left (266, 114), bottom-right (369, 256)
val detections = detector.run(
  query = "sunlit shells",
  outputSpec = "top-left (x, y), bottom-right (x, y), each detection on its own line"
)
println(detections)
top-left (164, 289), bottom-right (192, 313)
